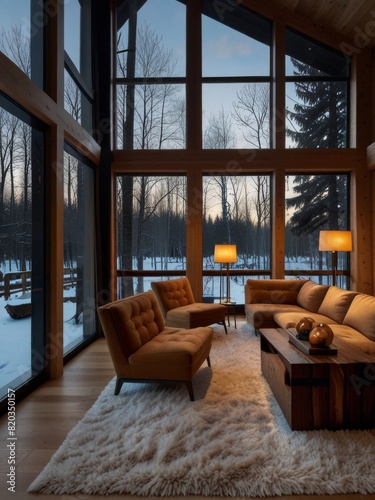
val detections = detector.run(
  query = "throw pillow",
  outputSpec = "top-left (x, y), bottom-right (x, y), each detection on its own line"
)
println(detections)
top-left (318, 286), bottom-right (358, 324)
top-left (343, 294), bottom-right (375, 341)
top-left (297, 281), bottom-right (330, 312)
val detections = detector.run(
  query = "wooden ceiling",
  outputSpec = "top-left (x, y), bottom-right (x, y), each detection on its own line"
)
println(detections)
top-left (269, 0), bottom-right (375, 48)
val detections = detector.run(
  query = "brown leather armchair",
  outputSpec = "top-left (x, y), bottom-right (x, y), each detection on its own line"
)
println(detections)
top-left (97, 290), bottom-right (213, 401)
top-left (151, 277), bottom-right (227, 334)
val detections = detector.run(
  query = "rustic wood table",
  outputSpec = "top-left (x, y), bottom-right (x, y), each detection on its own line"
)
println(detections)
top-left (260, 327), bottom-right (375, 431)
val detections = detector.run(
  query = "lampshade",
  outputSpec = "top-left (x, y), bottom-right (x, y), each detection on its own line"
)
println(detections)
top-left (319, 230), bottom-right (352, 252)
top-left (214, 244), bottom-right (237, 264)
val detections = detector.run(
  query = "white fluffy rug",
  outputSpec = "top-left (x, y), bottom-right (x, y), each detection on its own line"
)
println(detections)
top-left (29, 323), bottom-right (375, 497)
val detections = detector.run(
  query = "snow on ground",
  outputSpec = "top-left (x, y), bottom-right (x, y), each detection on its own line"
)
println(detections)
top-left (0, 288), bottom-right (83, 398)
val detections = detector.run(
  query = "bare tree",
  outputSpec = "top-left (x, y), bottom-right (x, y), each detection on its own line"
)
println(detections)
top-left (117, 22), bottom-right (185, 149)
top-left (0, 25), bottom-right (30, 76)
top-left (204, 107), bottom-right (236, 150)
top-left (232, 83), bottom-right (269, 148)
top-left (132, 176), bottom-right (182, 293)
top-left (204, 108), bottom-right (236, 243)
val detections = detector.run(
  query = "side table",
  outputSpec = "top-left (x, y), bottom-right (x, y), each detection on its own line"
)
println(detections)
top-left (220, 300), bottom-right (236, 328)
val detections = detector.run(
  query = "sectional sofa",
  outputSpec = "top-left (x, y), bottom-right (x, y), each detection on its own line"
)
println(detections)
top-left (244, 279), bottom-right (375, 354)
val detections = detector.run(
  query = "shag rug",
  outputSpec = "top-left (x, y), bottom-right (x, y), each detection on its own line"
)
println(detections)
top-left (29, 323), bottom-right (375, 497)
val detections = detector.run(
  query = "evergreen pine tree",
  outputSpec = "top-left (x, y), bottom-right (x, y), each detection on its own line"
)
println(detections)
top-left (286, 58), bottom-right (348, 235)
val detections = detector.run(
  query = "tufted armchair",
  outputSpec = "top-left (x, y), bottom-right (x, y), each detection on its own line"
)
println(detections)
top-left (97, 290), bottom-right (213, 400)
top-left (151, 277), bottom-right (227, 334)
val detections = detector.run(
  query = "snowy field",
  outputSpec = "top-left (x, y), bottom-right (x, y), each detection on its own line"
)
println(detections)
top-left (0, 286), bottom-right (84, 398)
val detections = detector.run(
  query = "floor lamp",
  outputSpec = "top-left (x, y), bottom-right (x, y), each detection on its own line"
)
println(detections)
top-left (319, 230), bottom-right (352, 286)
top-left (214, 244), bottom-right (237, 303)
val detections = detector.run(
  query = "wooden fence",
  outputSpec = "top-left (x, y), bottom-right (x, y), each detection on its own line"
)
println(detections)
top-left (0, 268), bottom-right (77, 300)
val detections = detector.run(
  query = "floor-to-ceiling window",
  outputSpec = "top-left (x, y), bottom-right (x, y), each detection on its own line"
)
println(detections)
top-left (63, 145), bottom-right (97, 354)
top-left (0, 95), bottom-right (45, 406)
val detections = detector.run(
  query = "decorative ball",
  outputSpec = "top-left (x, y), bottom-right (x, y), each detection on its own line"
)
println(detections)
top-left (295, 317), bottom-right (316, 340)
top-left (309, 323), bottom-right (334, 347)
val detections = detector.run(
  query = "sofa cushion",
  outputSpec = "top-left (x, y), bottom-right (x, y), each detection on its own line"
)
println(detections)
top-left (166, 303), bottom-right (226, 329)
top-left (330, 324), bottom-right (375, 355)
top-left (297, 281), bottom-right (330, 312)
top-left (245, 303), bottom-right (306, 329)
top-left (342, 294), bottom-right (375, 341)
top-left (245, 279), bottom-right (307, 305)
top-left (317, 286), bottom-right (357, 324)
top-left (273, 311), bottom-right (336, 330)
top-left (129, 326), bottom-right (213, 379)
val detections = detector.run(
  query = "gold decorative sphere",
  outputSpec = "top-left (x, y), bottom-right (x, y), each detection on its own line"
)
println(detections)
top-left (295, 317), bottom-right (316, 340)
top-left (309, 323), bottom-right (334, 347)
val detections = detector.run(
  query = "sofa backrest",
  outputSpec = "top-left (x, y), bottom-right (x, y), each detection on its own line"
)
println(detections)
top-left (317, 286), bottom-right (358, 324)
top-left (151, 277), bottom-right (195, 318)
top-left (244, 279), bottom-right (308, 305)
top-left (98, 290), bottom-right (165, 364)
top-left (343, 293), bottom-right (375, 341)
top-left (297, 280), bottom-right (330, 312)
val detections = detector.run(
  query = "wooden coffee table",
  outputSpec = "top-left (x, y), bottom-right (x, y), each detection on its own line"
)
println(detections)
top-left (260, 328), bottom-right (375, 431)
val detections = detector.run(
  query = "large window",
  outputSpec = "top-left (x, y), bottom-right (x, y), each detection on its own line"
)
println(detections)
top-left (202, 1), bottom-right (271, 149)
top-left (0, 95), bottom-right (45, 406)
top-left (64, 0), bottom-right (94, 133)
top-left (63, 146), bottom-right (97, 354)
top-left (285, 174), bottom-right (350, 288)
top-left (116, 175), bottom-right (187, 297)
top-left (285, 29), bottom-right (350, 148)
top-left (116, 0), bottom-right (186, 149)
top-left (115, 2), bottom-right (351, 151)
top-left (202, 175), bottom-right (271, 302)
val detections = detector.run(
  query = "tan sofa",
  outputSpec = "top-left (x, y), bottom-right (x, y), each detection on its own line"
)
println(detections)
top-left (98, 290), bottom-right (213, 400)
top-left (245, 279), bottom-right (375, 354)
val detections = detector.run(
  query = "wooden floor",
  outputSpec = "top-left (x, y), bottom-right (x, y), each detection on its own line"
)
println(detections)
top-left (1, 321), bottom-right (374, 500)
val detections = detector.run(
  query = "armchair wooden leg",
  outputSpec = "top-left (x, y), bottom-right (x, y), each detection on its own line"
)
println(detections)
top-left (207, 355), bottom-right (211, 367)
top-left (221, 321), bottom-right (228, 334)
top-left (186, 381), bottom-right (195, 401)
top-left (114, 377), bottom-right (124, 395)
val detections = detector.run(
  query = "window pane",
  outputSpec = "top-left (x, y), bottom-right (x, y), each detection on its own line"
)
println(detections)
top-left (286, 29), bottom-right (350, 77)
top-left (64, 69), bottom-right (93, 132)
top-left (0, 101), bottom-right (45, 402)
top-left (64, 0), bottom-right (92, 80)
top-left (64, 0), bottom-right (93, 132)
top-left (285, 174), bottom-right (350, 288)
top-left (116, 84), bottom-right (185, 149)
top-left (63, 150), bottom-right (97, 354)
top-left (117, 0), bottom-right (186, 78)
top-left (286, 81), bottom-right (348, 148)
top-left (64, 0), bottom-right (81, 71)
top-left (116, 176), bottom-right (186, 298)
top-left (203, 83), bottom-right (270, 148)
top-left (0, 1), bottom-right (44, 87)
top-left (202, 1), bottom-right (271, 77)
top-left (203, 175), bottom-right (271, 303)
